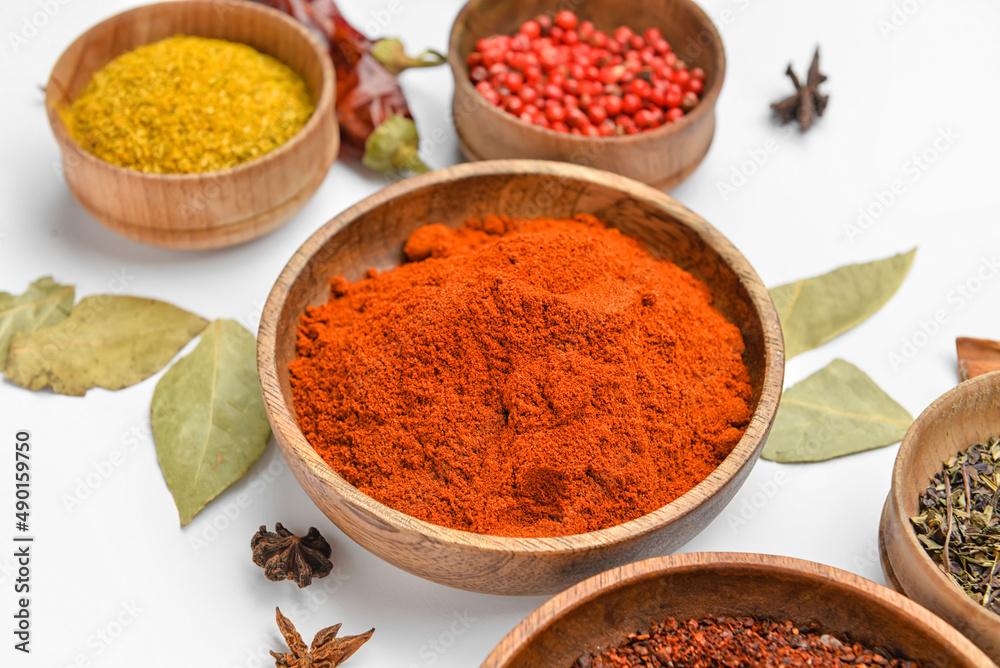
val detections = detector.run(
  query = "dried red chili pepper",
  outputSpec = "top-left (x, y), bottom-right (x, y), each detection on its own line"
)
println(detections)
top-left (257, 0), bottom-right (444, 174)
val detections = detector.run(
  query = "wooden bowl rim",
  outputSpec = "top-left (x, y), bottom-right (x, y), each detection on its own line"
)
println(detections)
top-left (44, 0), bottom-right (335, 182)
top-left (258, 159), bottom-right (783, 554)
top-left (886, 371), bottom-right (1000, 634)
top-left (446, 0), bottom-right (726, 146)
top-left (480, 552), bottom-right (996, 667)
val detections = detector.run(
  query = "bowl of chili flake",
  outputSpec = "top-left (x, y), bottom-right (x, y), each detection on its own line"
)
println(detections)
top-left (447, 0), bottom-right (725, 190)
top-left (481, 553), bottom-right (994, 667)
top-left (257, 160), bottom-right (783, 595)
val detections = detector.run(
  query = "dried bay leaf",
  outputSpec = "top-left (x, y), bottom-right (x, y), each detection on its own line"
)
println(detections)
top-left (0, 277), bottom-right (74, 371)
top-left (152, 320), bottom-right (271, 525)
top-left (770, 249), bottom-right (916, 358)
top-left (762, 358), bottom-right (913, 463)
top-left (5, 295), bottom-right (207, 395)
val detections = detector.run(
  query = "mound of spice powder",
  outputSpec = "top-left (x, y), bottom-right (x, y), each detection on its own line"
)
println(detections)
top-left (62, 35), bottom-right (313, 174)
top-left (290, 214), bottom-right (753, 537)
top-left (574, 616), bottom-right (923, 667)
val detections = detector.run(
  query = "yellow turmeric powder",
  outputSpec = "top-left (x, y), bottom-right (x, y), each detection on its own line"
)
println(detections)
top-left (62, 35), bottom-right (313, 174)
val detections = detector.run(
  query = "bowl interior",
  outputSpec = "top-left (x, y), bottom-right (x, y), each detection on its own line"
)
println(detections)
top-left (46, 0), bottom-right (327, 136)
top-left (271, 164), bottom-right (772, 440)
top-left (485, 554), bottom-right (993, 668)
top-left (449, 0), bottom-right (725, 115)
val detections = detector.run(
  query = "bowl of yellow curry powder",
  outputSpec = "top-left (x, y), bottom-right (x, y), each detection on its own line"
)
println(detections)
top-left (45, 0), bottom-right (336, 249)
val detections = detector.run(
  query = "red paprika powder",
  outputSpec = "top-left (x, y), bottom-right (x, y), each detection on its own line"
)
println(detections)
top-left (290, 214), bottom-right (752, 538)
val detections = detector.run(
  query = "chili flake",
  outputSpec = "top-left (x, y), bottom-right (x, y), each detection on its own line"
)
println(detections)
top-left (575, 615), bottom-right (923, 667)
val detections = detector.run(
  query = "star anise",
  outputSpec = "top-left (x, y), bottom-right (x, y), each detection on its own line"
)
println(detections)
top-left (271, 607), bottom-right (374, 668)
top-left (771, 47), bottom-right (829, 131)
top-left (251, 523), bottom-right (333, 588)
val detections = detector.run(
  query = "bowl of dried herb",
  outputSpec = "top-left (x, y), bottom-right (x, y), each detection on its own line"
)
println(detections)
top-left (880, 371), bottom-right (1000, 663)
top-left (257, 160), bottom-right (784, 596)
top-left (481, 552), bottom-right (995, 667)
top-left (45, 0), bottom-right (337, 249)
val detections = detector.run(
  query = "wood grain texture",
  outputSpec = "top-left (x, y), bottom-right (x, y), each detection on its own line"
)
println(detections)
top-left (257, 160), bottom-right (784, 596)
top-left (480, 553), bottom-right (996, 667)
top-left (447, 0), bottom-right (725, 190)
top-left (45, 0), bottom-right (337, 250)
top-left (880, 371), bottom-right (1000, 663)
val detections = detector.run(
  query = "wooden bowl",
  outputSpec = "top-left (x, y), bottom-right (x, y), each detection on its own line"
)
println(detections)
top-left (45, 0), bottom-right (337, 250)
top-left (447, 0), bottom-right (725, 191)
top-left (482, 553), bottom-right (996, 667)
top-left (880, 371), bottom-right (1000, 663)
top-left (257, 160), bottom-right (783, 595)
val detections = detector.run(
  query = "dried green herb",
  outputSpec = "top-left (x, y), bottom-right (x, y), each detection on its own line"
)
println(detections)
top-left (0, 277), bottom-right (74, 371)
top-left (252, 523), bottom-right (333, 588)
top-left (769, 249), bottom-right (916, 359)
top-left (911, 438), bottom-right (1000, 616)
top-left (761, 359), bottom-right (913, 463)
top-left (5, 295), bottom-right (207, 395)
top-left (271, 608), bottom-right (373, 668)
top-left (152, 320), bottom-right (271, 525)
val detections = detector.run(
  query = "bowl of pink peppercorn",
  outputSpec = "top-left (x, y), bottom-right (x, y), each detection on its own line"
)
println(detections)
top-left (447, 0), bottom-right (725, 190)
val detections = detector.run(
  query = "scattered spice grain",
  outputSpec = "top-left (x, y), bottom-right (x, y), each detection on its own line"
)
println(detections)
top-left (574, 615), bottom-right (923, 667)
top-left (61, 35), bottom-right (313, 173)
top-left (289, 214), bottom-right (753, 538)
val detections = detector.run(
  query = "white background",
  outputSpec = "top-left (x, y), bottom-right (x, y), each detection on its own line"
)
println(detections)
top-left (1, 0), bottom-right (999, 665)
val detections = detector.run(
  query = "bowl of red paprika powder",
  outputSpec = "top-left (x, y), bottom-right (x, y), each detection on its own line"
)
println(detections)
top-left (480, 553), bottom-right (995, 667)
top-left (257, 160), bottom-right (784, 596)
top-left (447, 0), bottom-right (725, 190)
